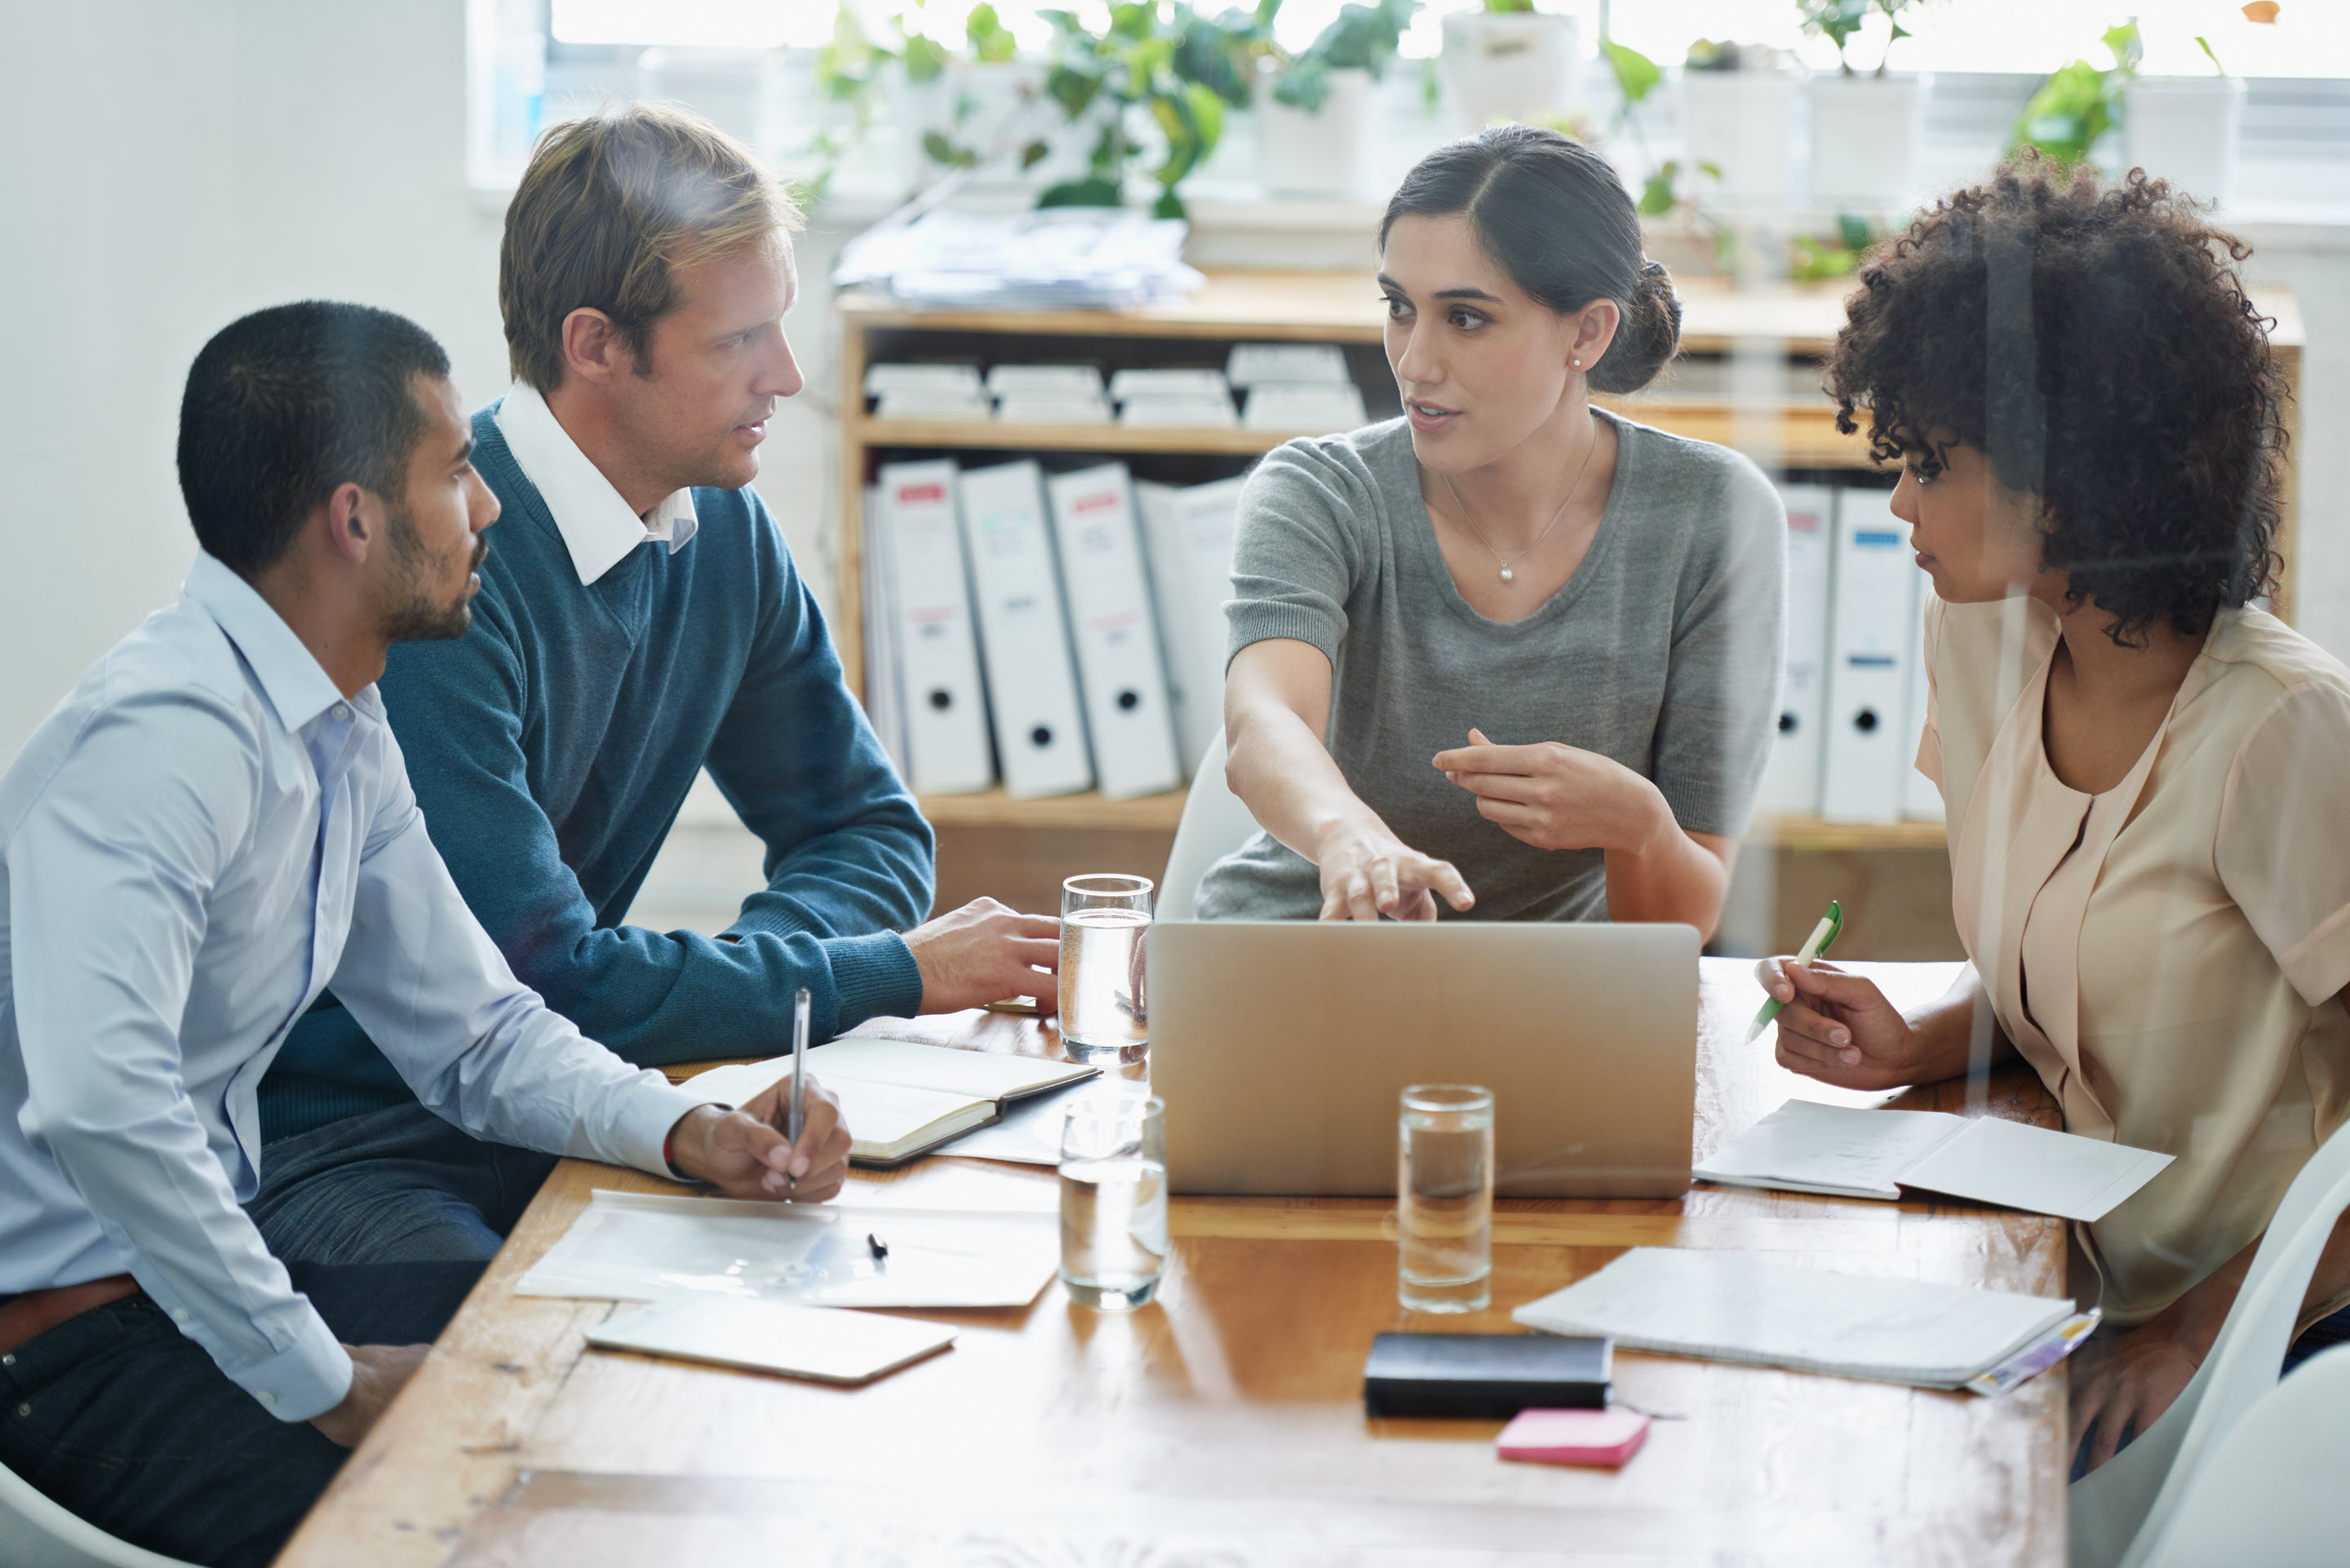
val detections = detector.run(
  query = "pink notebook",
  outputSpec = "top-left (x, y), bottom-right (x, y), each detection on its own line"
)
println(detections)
top-left (1496, 1408), bottom-right (1651, 1468)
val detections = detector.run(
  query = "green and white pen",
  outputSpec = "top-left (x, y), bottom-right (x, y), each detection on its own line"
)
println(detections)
top-left (1747, 900), bottom-right (1843, 1043)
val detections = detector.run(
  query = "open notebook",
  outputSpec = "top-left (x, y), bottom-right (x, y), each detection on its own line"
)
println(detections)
top-left (1694, 1100), bottom-right (2173, 1223)
top-left (683, 1036), bottom-right (1097, 1167)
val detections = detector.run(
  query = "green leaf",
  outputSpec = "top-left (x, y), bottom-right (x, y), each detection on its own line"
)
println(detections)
top-left (2102, 20), bottom-right (2141, 74)
top-left (1110, 2), bottom-right (1155, 42)
top-left (1039, 175), bottom-right (1125, 207)
top-left (1637, 171), bottom-right (1675, 215)
top-left (1153, 188), bottom-right (1188, 219)
top-left (1274, 56), bottom-right (1332, 112)
top-left (2196, 34), bottom-right (2227, 76)
top-left (1185, 80), bottom-right (1224, 157)
top-left (1836, 212), bottom-right (1873, 251)
top-left (902, 33), bottom-right (947, 84)
top-left (1021, 139), bottom-right (1052, 170)
top-left (1048, 63), bottom-right (1102, 118)
top-left (1603, 39), bottom-right (1661, 105)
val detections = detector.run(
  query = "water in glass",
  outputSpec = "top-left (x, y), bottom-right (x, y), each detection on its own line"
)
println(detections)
top-left (1058, 1153), bottom-right (1168, 1310)
top-left (1058, 906), bottom-right (1150, 1063)
top-left (1399, 1086), bottom-right (1494, 1313)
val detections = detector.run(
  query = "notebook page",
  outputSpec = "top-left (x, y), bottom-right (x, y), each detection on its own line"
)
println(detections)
top-left (812, 1037), bottom-right (1095, 1100)
top-left (1694, 1101), bottom-right (1966, 1200)
top-left (677, 1064), bottom-right (991, 1160)
top-left (1900, 1115), bottom-right (2174, 1223)
top-left (1513, 1247), bottom-right (2074, 1388)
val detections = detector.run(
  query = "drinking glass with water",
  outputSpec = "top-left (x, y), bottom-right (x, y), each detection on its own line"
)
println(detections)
top-left (1058, 1091), bottom-right (1168, 1310)
top-left (1398, 1084), bottom-right (1494, 1313)
top-left (1058, 874), bottom-right (1151, 1064)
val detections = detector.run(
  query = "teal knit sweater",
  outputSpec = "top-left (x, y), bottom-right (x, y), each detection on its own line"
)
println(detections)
top-left (259, 405), bottom-right (933, 1141)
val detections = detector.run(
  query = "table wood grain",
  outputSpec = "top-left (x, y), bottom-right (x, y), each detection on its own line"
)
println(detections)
top-left (275, 959), bottom-right (2067, 1568)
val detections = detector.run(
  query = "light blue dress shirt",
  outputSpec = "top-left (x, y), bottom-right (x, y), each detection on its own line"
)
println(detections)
top-left (0, 553), bottom-right (705, 1421)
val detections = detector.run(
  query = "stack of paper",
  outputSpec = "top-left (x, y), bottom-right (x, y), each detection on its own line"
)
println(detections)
top-left (990, 363), bottom-right (1111, 425)
top-left (1514, 1247), bottom-right (2080, 1390)
top-left (1227, 342), bottom-right (1351, 389)
top-left (1694, 1100), bottom-right (2172, 1222)
top-left (1109, 366), bottom-right (1237, 428)
top-left (521, 1190), bottom-right (1060, 1309)
top-left (834, 208), bottom-right (1205, 313)
top-left (1244, 383), bottom-right (1368, 432)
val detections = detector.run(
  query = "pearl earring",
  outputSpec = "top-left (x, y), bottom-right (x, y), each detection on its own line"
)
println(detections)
top-left (1571, 358), bottom-right (1581, 369)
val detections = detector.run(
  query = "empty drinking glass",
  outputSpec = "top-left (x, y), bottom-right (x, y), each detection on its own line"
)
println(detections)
top-left (1399, 1084), bottom-right (1494, 1313)
top-left (1059, 873), bottom-right (1151, 1064)
top-left (1058, 1091), bottom-right (1168, 1310)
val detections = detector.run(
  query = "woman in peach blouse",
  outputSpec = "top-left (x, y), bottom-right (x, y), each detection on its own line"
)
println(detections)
top-left (1757, 159), bottom-right (2350, 1477)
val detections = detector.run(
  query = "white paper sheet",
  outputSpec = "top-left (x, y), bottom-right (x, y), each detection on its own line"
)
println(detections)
top-left (1696, 1101), bottom-right (1960, 1198)
top-left (1514, 1247), bottom-right (2076, 1389)
top-left (935, 1078), bottom-right (1108, 1166)
top-left (519, 1192), bottom-right (1059, 1309)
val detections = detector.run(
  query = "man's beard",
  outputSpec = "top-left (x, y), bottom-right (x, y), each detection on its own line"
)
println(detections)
top-left (378, 503), bottom-right (481, 643)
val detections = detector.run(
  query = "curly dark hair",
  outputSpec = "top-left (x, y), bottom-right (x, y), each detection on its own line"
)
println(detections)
top-left (1823, 155), bottom-right (2288, 644)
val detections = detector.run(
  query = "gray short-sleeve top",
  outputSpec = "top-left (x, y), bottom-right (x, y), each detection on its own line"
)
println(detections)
top-left (1195, 410), bottom-right (1785, 923)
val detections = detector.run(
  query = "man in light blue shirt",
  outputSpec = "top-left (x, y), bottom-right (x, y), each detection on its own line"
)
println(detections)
top-left (0, 300), bottom-right (851, 1568)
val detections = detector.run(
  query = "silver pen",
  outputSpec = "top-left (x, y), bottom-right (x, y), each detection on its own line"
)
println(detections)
top-left (787, 987), bottom-right (810, 1192)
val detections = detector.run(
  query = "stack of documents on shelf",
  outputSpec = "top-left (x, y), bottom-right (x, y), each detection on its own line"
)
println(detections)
top-left (1244, 382), bottom-right (1368, 432)
top-left (685, 1036), bottom-right (1098, 1167)
top-left (990, 363), bottom-right (1111, 425)
top-left (1753, 477), bottom-right (1945, 825)
top-left (1694, 1100), bottom-right (2172, 1223)
top-left (1111, 366), bottom-right (1237, 428)
top-left (1227, 342), bottom-right (1351, 388)
top-left (1514, 1247), bottom-right (2086, 1392)
top-left (864, 362), bottom-right (987, 422)
top-left (588, 1299), bottom-right (956, 1385)
top-left (1136, 474), bottom-right (1246, 770)
top-left (834, 207), bottom-right (1204, 313)
top-left (521, 1190), bottom-right (1060, 1309)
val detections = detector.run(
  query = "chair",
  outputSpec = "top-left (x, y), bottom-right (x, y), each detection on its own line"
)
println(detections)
top-left (0, 1459), bottom-right (200, 1568)
top-left (2139, 1342), bottom-right (2350, 1567)
top-left (1157, 730), bottom-right (1260, 921)
top-left (2071, 1110), bottom-right (2350, 1568)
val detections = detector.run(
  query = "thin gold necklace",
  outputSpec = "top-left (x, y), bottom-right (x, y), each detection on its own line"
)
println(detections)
top-left (1437, 415), bottom-right (1600, 584)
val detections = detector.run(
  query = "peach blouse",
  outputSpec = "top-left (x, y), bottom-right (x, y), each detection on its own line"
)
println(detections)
top-left (1922, 597), bottom-right (2350, 1327)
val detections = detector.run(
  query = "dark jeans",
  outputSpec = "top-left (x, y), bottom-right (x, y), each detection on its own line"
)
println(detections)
top-left (0, 1260), bottom-right (482, 1568)
top-left (2068, 1304), bottom-right (2350, 1482)
top-left (248, 1101), bottom-right (561, 1266)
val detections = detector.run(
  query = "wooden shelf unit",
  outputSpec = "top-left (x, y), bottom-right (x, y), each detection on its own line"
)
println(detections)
top-left (835, 271), bottom-right (2303, 852)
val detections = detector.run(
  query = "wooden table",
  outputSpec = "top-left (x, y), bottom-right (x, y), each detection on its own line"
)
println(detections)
top-left (277, 959), bottom-right (2068, 1566)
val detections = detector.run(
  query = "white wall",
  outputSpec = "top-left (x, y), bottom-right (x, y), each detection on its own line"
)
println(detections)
top-left (0, 0), bottom-right (848, 766)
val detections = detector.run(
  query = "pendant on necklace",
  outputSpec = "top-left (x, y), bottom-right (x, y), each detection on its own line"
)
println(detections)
top-left (1499, 565), bottom-right (1514, 583)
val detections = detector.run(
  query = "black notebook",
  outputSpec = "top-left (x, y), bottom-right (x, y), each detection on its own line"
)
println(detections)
top-left (1362, 1332), bottom-right (1612, 1419)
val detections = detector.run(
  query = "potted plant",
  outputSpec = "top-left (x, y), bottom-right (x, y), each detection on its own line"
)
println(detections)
top-left (818, 3), bottom-right (1053, 196)
top-left (1437, 0), bottom-right (1580, 135)
top-left (1677, 40), bottom-right (1800, 208)
top-left (1256, 0), bottom-right (1419, 198)
top-left (2124, 33), bottom-right (2247, 206)
top-left (1800, 0), bottom-right (1931, 211)
top-left (2011, 20), bottom-right (2139, 169)
top-left (1032, 2), bottom-right (1255, 217)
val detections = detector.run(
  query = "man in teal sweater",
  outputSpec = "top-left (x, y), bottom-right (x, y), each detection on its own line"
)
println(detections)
top-left (254, 105), bottom-right (1058, 1265)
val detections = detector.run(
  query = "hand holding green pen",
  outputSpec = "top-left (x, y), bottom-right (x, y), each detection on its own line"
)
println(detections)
top-left (1747, 900), bottom-right (1842, 1043)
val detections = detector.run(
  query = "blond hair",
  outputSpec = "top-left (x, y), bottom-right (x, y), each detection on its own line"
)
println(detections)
top-left (499, 102), bottom-right (802, 392)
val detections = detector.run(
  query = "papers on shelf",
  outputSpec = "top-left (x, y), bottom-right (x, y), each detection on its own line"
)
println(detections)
top-left (587, 1298), bottom-right (957, 1384)
top-left (1244, 383), bottom-right (1368, 432)
top-left (519, 1191), bottom-right (1060, 1309)
top-left (864, 362), bottom-right (984, 400)
top-left (1694, 1100), bottom-right (2173, 1223)
top-left (836, 208), bottom-right (1204, 313)
top-left (1109, 367), bottom-right (1230, 401)
top-left (987, 364), bottom-right (1106, 398)
top-left (1118, 396), bottom-right (1237, 428)
top-left (1227, 341), bottom-right (1351, 388)
top-left (1514, 1247), bottom-right (2080, 1391)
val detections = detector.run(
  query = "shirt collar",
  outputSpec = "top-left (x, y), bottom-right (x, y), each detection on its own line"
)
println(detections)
top-left (182, 551), bottom-right (351, 734)
top-left (494, 380), bottom-right (698, 586)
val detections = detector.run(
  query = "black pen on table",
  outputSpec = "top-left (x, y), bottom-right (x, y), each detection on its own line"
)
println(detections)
top-left (787, 986), bottom-right (809, 1194)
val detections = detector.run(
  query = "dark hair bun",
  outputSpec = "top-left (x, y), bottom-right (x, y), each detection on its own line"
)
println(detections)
top-left (1587, 260), bottom-right (1681, 395)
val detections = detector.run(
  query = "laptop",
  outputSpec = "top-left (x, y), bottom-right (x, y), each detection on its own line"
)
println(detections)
top-left (1148, 920), bottom-right (1699, 1198)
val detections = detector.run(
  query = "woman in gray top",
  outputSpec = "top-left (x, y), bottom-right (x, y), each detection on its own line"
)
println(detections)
top-left (1198, 126), bottom-right (1785, 932)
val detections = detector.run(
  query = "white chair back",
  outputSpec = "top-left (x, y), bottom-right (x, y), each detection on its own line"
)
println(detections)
top-left (2073, 1110), bottom-right (2350, 1568)
top-left (1157, 730), bottom-right (1261, 921)
top-left (0, 1459), bottom-right (201, 1568)
top-left (2139, 1341), bottom-right (2350, 1567)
